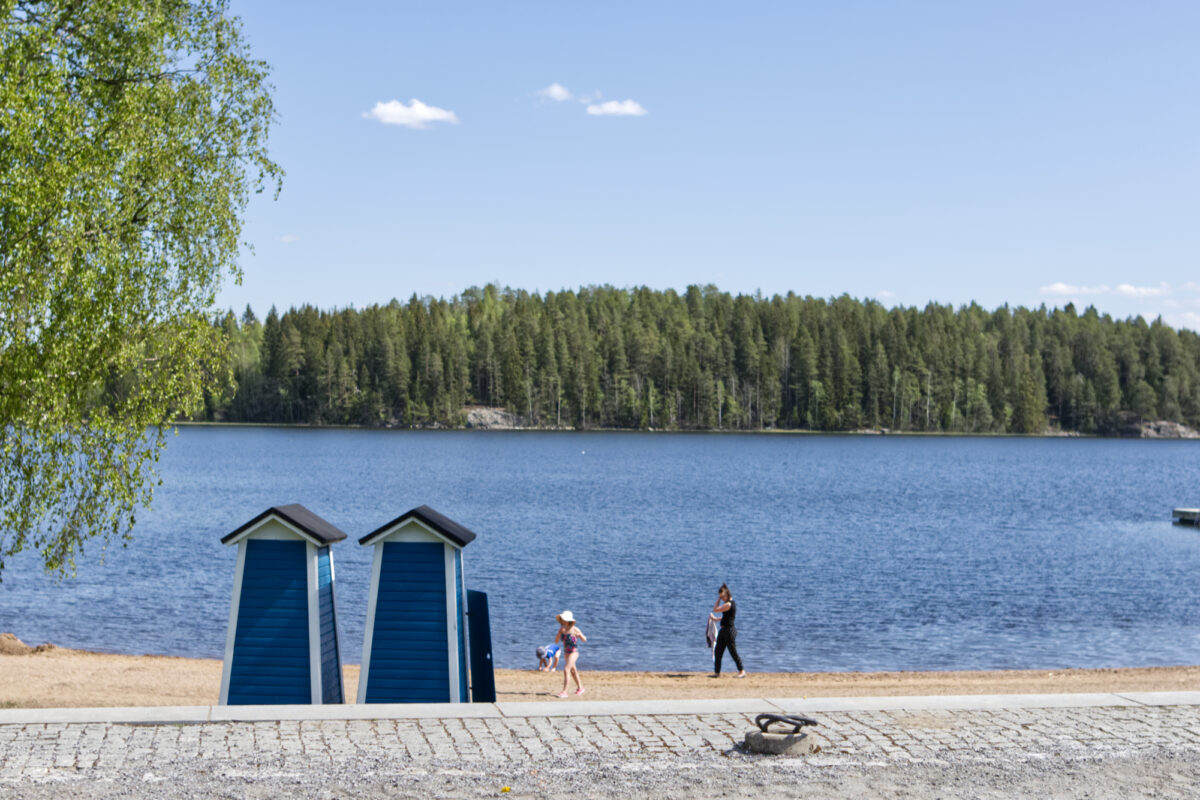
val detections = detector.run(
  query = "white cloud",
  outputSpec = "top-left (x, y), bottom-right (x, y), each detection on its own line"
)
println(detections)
top-left (1165, 311), bottom-right (1200, 332)
top-left (1039, 281), bottom-right (1171, 298)
top-left (1040, 282), bottom-right (1109, 296)
top-left (362, 98), bottom-right (459, 129)
top-left (1183, 281), bottom-right (1200, 293)
top-left (586, 99), bottom-right (648, 117)
top-left (1114, 282), bottom-right (1170, 298)
top-left (278, 234), bottom-right (300, 244)
top-left (537, 83), bottom-right (572, 102)
top-left (876, 290), bottom-right (895, 299)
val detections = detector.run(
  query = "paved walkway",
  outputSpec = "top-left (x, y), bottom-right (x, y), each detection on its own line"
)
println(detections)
top-left (3, 694), bottom-right (1200, 798)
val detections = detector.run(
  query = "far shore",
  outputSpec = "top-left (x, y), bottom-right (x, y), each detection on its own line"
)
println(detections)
top-left (2, 636), bottom-right (1197, 709)
top-left (174, 419), bottom-right (1146, 439)
top-left (171, 413), bottom-right (1200, 439)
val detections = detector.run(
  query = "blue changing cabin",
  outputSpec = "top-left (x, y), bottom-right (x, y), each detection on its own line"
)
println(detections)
top-left (357, 505), bottom-right (481, 704)
top-left (219, 505), bottom-right (347, 705)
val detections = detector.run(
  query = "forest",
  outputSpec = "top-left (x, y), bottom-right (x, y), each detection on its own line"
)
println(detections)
top-left (196, 285), bottom-right (1200, 435)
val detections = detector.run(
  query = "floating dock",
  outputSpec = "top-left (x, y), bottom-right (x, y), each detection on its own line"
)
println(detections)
top-left (1172, 508), bottom-right (1200, 525)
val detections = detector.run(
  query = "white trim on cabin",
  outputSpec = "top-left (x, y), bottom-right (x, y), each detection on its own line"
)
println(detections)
top-left (223, 514), bottom-right (330, 548)
top-left (329, 551), bottom-right (344, 704)
top-left (219, 540), bottom-right (247, 705)
top-left (361, 516), bottom-right (465, 550)
top-left (377, 526), bottom-right (443, 545)
top-left (444, 543), bottom-right (460, 704)
top-left (306, 543), bottom-right (321, 704)
top-left (357, 543), bottom-right (384, 704)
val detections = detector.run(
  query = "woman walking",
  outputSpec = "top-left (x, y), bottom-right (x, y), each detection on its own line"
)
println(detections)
top-left (710, 584), bottom-right (746, 678)
top-left (555, 610), bottom-right (587, 697)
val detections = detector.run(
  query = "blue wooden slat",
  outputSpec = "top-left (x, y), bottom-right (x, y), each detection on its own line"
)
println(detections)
top-left (364, 662), bottom-right (446, 676)
top-left (371, 614), bottom-right (447, 626)
top-left (373, 594), bottom-right (446, 606)
top-left (367, 679), bottom-right (454, 690)
top-left (228, 686), bottom-right (309, 695)
top-left (226, 686), bottom-right (309, 695)
top-left (366, 628), bottom-right (447, 641)
top-left (229, 672), bottom-right (309, 682)
top-left (231, 656), bottom-right (308, 665)
top-left (367, 647), bottom-right (447, 659)
top-left (232, 621), bottom-right (308, 633)
top-left (232, 637), bottom-right (308, 647)
top-left (376, 596), bottom-right (445, 609)
top-left (238, 586), bottom-right (308, 597)
top-left (234, 624), bottom-right (310, 635)
top-left (229, 663), bottom-right (311, 675)
top-left (232, 646), bottom-right (309, 658)
top-left (229, 672), bottom-right (309, 684)
top-left (362, 666), bottom-right (454, 676)
top-left (234, 606), bottom-right (308, 617)
top-left (242, 568), bottom-right (308, 579)
top-left (230, 637), bottom-right (308, 648)
top-left (228, 690), bottom-right (308, 703)
top-left (377, 583), bottom-right (444, 593)
top-left (383, 690), bottom-right (450, 700)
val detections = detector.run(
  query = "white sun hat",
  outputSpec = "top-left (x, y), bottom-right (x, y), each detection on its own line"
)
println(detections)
top-left (557, 610), bottom-right (575, 623)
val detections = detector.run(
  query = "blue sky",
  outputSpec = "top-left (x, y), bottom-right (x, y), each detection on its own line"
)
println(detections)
top-left (223, 1), bottom-right (1200, 329)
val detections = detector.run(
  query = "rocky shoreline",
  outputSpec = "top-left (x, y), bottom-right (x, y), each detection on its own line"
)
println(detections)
top-left (462, 407), bottom-right (1200, 438)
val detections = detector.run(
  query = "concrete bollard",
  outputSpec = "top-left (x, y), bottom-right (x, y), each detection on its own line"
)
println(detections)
top-left (743, 729), bottom-right (823, 755)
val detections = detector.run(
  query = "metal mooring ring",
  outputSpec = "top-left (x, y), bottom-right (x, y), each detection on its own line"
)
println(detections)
top-left (754, 713), bottom-right (819, 735)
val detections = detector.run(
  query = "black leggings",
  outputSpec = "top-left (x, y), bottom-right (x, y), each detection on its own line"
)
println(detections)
top-left (714, 627), bottom-right (743, 674)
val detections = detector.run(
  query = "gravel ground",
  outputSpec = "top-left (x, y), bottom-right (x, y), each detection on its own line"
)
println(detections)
top-left (5, 749), bottom-right (1200, 799)
top-left (3, 705), bottom-right (1199, 798)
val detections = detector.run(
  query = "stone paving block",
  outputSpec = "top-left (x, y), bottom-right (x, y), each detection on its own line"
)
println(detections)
top-left (4, 700), bottom-right (1200, 785)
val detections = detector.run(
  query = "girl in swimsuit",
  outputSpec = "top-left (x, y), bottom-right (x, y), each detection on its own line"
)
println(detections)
top-left (554, 610), bottom-right (587, 697)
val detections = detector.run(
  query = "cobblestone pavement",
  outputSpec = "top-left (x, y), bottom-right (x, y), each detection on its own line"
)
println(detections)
top-left (2, 704), bottom-right (1200, 798)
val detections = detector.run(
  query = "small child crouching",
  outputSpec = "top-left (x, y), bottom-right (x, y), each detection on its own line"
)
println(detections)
top-left (536, 644), bottom-right (561, 671)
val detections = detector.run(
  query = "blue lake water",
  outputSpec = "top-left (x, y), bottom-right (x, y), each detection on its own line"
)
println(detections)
top-left (2, 428), bottom-right (1200, 673)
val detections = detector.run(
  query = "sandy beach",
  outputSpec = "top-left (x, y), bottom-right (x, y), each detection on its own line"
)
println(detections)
top-left (3, 633), bottom-right (1198, 708)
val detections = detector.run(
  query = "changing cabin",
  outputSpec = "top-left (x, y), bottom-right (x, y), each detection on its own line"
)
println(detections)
top-left (219, 504), bottom-right (347, 705)
top-left (358, 505), bottom-right (479, 703)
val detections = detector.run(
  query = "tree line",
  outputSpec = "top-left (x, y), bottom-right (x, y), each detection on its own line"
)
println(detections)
top-left (196, 285), bottom-right (1200, 435)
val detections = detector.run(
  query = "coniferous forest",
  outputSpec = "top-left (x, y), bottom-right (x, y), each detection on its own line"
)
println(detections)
top-left (195, 285), bottom-right (1200, 435)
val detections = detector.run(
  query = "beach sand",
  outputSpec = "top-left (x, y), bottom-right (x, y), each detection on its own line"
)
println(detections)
top-left (2, 633), bottom-right (1198, 708)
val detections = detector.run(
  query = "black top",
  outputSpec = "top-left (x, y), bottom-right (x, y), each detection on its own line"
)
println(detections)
top-left (359, 504), bottom-right (478, 548)
top-left (721, 599), bottom-right (737, 628)
top-left (221, 504), bottom-right (348, 545)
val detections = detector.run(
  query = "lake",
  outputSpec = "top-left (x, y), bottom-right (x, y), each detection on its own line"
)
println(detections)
top-left (2, 428), bottom-right (1199, 673)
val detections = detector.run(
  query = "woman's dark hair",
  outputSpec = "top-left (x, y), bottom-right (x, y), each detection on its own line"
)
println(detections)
top-left (719, 583), bottom-right (730, 599)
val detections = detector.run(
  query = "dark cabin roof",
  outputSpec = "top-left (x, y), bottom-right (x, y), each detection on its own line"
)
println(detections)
top-left (359, 505), bottom-right (478, 548)
top-left (221, 504), bottom-right (348, 546)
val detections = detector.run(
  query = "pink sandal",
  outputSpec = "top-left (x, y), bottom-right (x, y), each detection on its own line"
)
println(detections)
top-left (556, 691), bottom-right (568, 698)
top-left (575, 687), bottom-right (585, 695)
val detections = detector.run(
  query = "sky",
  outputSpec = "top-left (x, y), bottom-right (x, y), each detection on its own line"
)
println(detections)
top-left (222, 1), bottom-right (1200, 329)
